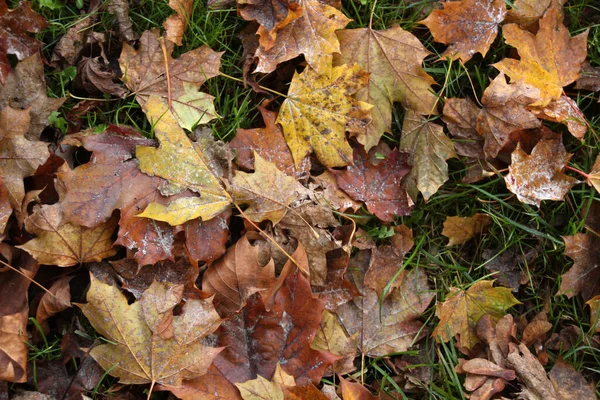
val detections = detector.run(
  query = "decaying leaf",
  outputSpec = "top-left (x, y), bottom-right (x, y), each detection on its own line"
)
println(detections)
top-left (334, 25), bottom-right (438, 149)
top-left (558, 231), bottom-right (600, 301)
top-left (120, 29), bottom-right (222, 130)
top-left (340, 377), bottom-right (378, 400)
top-left (433, 280), bottom-right (520, 350)
top-left (184, 209), bottom-right (231, 264)
top-left (311, 171), bottom-right (361, 212)
top-left (504, 139), bottom-right (578, 207)
top-left (310, 310), bottom-right (357, 376)
top-left (253, 0), bottom-right (349, 74)
top-left (311, 249), bottom-right (361, 312)
top-left (442, 213), bottom-right (492, 246)
top-left (136, 96), bottom-right (231, 225)
top-left (277, 63), bottom-right (371, 167)
top-left (0, 0), bottom-right (47, 84)
top-left (494, 7), bottom-right (588, 106)
top-left (400, 111), bottom-right (457, 201)
top-left (421, 0), bottom-right (506, 62)
top-left (17, 205), bottom-right (118, 267)
top-left (78, 274), bottom-right (223, 388)
top-left (505, 0), bottom-right (566, 29)
top-left (163, 0), bottom-right (194, 46)
top-left (333, 148), bottom-right (413, 221)
top-left (238, 0), bottom-right (303, 50)
top-left (35, 276), bottom-right (72, 333)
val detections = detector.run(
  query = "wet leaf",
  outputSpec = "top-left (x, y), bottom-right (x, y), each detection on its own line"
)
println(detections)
top-left (277, 63), bottom-right (371, 167)
top-left (442, 213), bottom-right (492, 246)
top-left (340, 377), bottom-right (378, 400)
top-left (504, 139), bottom-right (577, 207)
top-left (494, 7), bottom-right (588, 106)
top-left (184, 208), bottom-right (231, 264)
top-left (421, 0), bottom-right (506, 62)
top-left (433, 281), bottom-right (520, 350)
top-left (505, 0), bottom-right (566, 29)
top-left (238, 0), bottom-right (303, 50)
top-left (443, 97), bottom-right (485, 160)
top-left (334, 25), bottom-right (438, 149)
top-left (548, 358), bottom-right (597, 400)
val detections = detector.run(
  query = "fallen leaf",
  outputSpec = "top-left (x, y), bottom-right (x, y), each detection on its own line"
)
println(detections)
top-left (521, 319), bottom-right (552, 347)
top-left (311, 249), bottom-right (361, 311)
top-left (310, 310), bottom-right (357, 376)
top-left (420, 0), bottom-right (506, 62)
top-left (108, 0), bottom-right (136, 42)
top-left (433, 280), bottom-right (520, 350)
top-left (505, 0), bottom-right (566, 29)
top-left (494, 7), bottom-right (588, 106)
top-left (443, 97), bottom-right (485, 160)
top-left (0, 0), bottom-right (47, 84)
top-left (557, 232), bottom-right (600, 301)
top-left (77, 56), bottom-right (128, 97)
top-left (461, 358), bottom-right (516, 380)
top-left (586, 296), bottom-right (600, 332)
top-left (363, 241), bottom-right (412, 298)
top-left (136, 96), bottom-right (231, 225)
top-left (78, 274), bottom-right (223, 388)
top-left (506, 343), bottom-right (559, 399)
top-left (238, 0), bottom-right (303, 50)
top-left (0, 107), bottom-right (49, 218)
top-left (339, 377), bottom-right (378, 400)
top-left (183, 208), bottom-right (231, 264)
top-left (483, 246), bottom-right (536, 292)
top-left (504, 139), bottom-right (578, 207)
top-left (529, 95), bottom-right (587, 141)
top-left (163, 0), bottom-right (193, 46)
top-left (253, 0), bottom-right (349, 74)
top-left (17, 205), bottom-right (118, 267)
top-left (0, 178), bottom-right (9, 237)
top-left (229, 105), bottom-right (310, 178)
top-left (0, 54), bottom-right (66, 140)
top-left (334, 25), bottom-right (438, 149)
top-left (35, 276), bottom-right (72, 333)
top-left (311, 171), bottom-right (362, 212)
top-left (236, 374), bottom-right (283, 400)
top-left (277, 63), bottom-right (371, 167)
top-left (51, 14), bottom-right (93, 65)
top-left (548, 358), bottom-right (597, 400)
top-left (442, 213), bottom-right (492, 246)
top-left (575, 62), bottom-right (600, 92)
top-left (165, 364), bottom-right (242, 400)
top-left (400, 110), bottom-right (457, 201)
top-left (587, 155), bottom-right (600, 193)
top-left (230, 152), bottom-right (297, 224)
top-left (476, 74), bottom-right (541, 158)
top-left (120, 29), bottom-right (222, 130)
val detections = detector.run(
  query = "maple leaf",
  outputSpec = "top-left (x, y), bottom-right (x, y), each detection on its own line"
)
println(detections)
top-left (587, 155), bottom-right (600, 193)
top-left (0, 53), bottom-right (66, 140)
top-left (400, 111), bottom-right (457, 201)
top-left (442, 213), bottom-right (492, 246)
top-left (253, 0), bottom-right (349, 74)
top-left (238, 0), bottom-right (303, 50)
top-left (333, 148), bottom-right (412, 222)
top-left (443, 98), bottom-right (485, 159)
top-left (0, 178), bottom-right (9, 238)
top-left (230, 152), bottom-right (297, 224)
top-left (136, 96), bottom-right (231, 226)
top-left (229, 105), bottom-right (310, 178)
top-left (310, 310), bottom-right (357, 376)
top-left (420, 0), bottom-right (506, 62)
top-left (476, 73), bottom-right (541, 158)
top-left (311, 248), bottom-right (360, 311)
top-left (35, 276), bottom-right (72, 333)
top-left (337, 251), bottom-right (434, 357)
top-left (165, 364), bottom-right (242, 400)
top-left (0, 107), bottom-right (49, 218)
top-left (163, 0), bottom-right (194, 46)
top-left (77, 274), bottom-right (223, 389)
top-left (504, 139), bottom-right (578, 207)
top-left (183, 209), bottom-right (231, 264)
top-left (17, 205), bottom-right (118, 267)
top-left (334, 25), bottom-right (438, 150)
top-left (277, 63), bottom-right (371, 167)
top-left (235, 364), bottom-right (295, 400)
top-left (529, 95), bottom-right (587, 141)
top-left (493, 7), bottom-right (588, 106)
top-left (340, 377), bottom-right (378, 400)
top-left (0, 0), bottom-right (47, 84)
top-left (432, 280), bottom-right (520, 350)
top-left (505, 0), bottom-right (566, 29)
top-left (120, 29), bottom-right (222, 130)
top-left (311, 171), bottom-right (361, 212)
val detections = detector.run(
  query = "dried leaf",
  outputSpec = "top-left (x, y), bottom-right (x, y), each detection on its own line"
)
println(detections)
top-left (35, 276), bottom-right (72, 332)
top-left (164, 0), bottom-right (193, 46)
top-left (18, 205), bottom-right (118, 267)
top-left (548, 358), bottom-right (597, 400)
top-left (587, 155), bottom-right (600, 193)
top-left (521, 320), bottom-right (552, 346)
top-left (339, 377), bottom-right (378, 400)
top-left (120, 29), bottom-right (222, 130)
top-left (442, 213), bottom-right (492, 246)
top-left (165, 364), bottom-right (242, 400)
top-left (506, 343), bottom-right (559, 400)
top-left (77, 56), bottom-right (128, 97)
top-left (400, 110), bottom-right (457, 201)
top-left (236, 374), bottom-right (283, 400)
top-left (108, 0), bottom-right (136, 42)
top-left (312, 249), bottom-right (361, 311)
top-left (557, 232), bottom-right (600, 301)
top-left (529, 95), bottom-right (587, 141)
top-left (184, 208), bottom-right (231, 264)
top-left (504, 139), bottom-right (578, 207)
top-left (443, 97), bottom-right (485, 159)
top-left (311, 171), bottom-right (361, 212)
top-left (77, 274), bottom-right (223, 387)
top-left (334, 25), bottom-right (438, 149)
top-left (461, 358), bottom-right (516, 380)
top-left (310, 310), bottom-right (357, 376)
top-left (0, 0), bottom-right (47, 84)
top-left (575, 62), bottom-right (600, 92)
top-left (433, 281), bottom-right (520, 350)
top-left (505, 0), bottom-right (566, 29)
top-left (136, 96), bottom-right (231, 225)
top-left (238, 0), bottom-right (303, 50)
top-left (494, 7), bottom-right (588, 106)
top-left (421, 0), bottom-right (506, 62)
top-left (253, 0), bottom-right (349, 74)
top-left (277, 63), bottom-right (371, 167)
top-left (587, 296), bottom-right (600, 333)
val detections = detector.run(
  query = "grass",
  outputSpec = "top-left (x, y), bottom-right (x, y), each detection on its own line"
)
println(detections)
top-left (19, 0), bottom-right (600, 398)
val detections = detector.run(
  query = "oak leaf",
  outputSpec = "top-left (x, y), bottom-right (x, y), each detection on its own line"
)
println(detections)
top-left (432, 280), bottom-right (520, 350)
top-left (334, 25), bottom-right (438, 149)
top-left (136, 96), bottom-right (231, 225)
top-left (333, 148), bottom-right (413, 222)
top-left (277, 63), bottom-right (371, 167)
top-left (238, 0), bottom-right (303, 50)
top-left (77, 274), bottom-right (223, 388)
top-left (442, 213), bottom-right (492, 246)
top-left (120, 29), bottom-right (222, 130)
top-left (230, 152), bottom-right (297, 224)
top-left (0, 0), bottom-right (47, 84)
top-left (17, 205), bottom-right (118, 267)
top-left (504, 139), bottom-right (577, 207)
top-left (253, 0), bottom-right (349, 74)
top-left (420, 0), bottom-right (506, 62)
top-left (494, 7), bottom-right (588, 106)
top-left (400, 111), bottom-right (457, 201)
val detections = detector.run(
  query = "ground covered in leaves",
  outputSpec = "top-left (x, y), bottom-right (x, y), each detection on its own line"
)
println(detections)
top-left (1, 0), bottom-right (600, 399)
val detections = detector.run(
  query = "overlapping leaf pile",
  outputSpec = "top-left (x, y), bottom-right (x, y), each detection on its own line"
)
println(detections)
top-left (1, 0), bottom-right (599, 399)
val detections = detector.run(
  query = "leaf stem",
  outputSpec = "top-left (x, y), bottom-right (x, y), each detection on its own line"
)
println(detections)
top-left (565, 165), bottom-right (590, 180)
top-left (369, 0), bottom-right (379, 30)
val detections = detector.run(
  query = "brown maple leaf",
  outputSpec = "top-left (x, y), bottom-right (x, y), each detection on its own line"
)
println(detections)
top-left (421, 0), bottom-right (506, 62)
top-left (442, 213), bottom-right (492, 246)
top-left (529, 95), bottom-right (587, 141)
top-left (238, 0), bottom-right (304, 50)
top-left (504, 139), bottom-right (578, 207)
top-left (333, 148), bottom-right (413, 222)
top-left (0, 0), bottom-right (47, 84)
top-left (311, 248), bottom-right (360, 312)
top-left (505, 0), bottom-right (566, 29)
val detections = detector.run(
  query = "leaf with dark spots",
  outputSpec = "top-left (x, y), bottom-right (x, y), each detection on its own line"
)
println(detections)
top-left (333, 148), bottom-right (412, 222)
